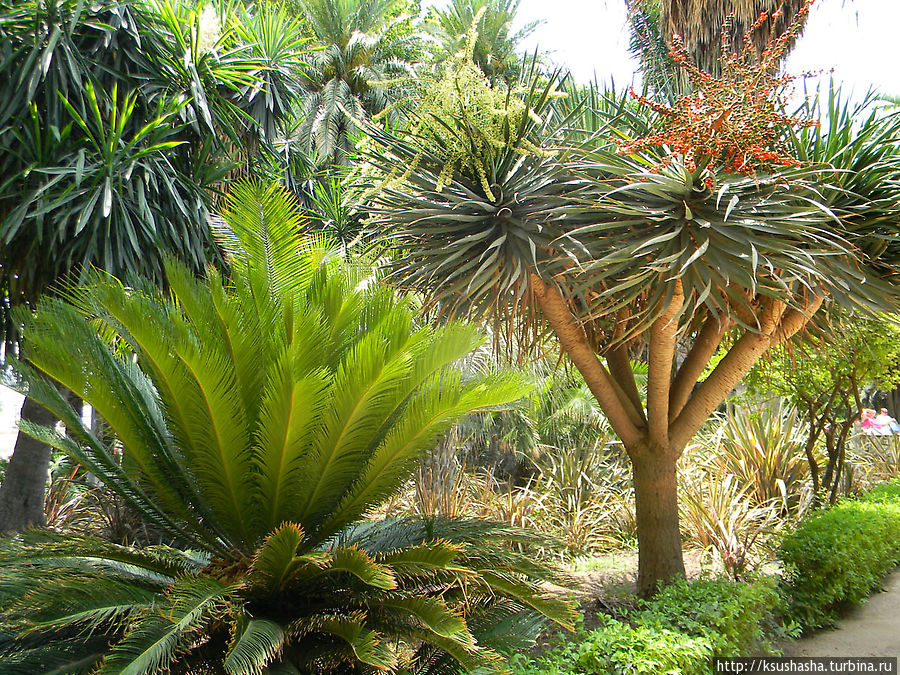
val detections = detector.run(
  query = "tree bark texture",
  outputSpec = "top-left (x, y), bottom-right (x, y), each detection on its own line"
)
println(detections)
top-left (0, 396), bottom-right (55, 533)
top-left (632, 449), bottom-right (686, 596)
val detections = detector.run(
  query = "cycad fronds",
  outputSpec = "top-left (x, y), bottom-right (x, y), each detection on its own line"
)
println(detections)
top-left (1, 181), bottom-right (571, 673)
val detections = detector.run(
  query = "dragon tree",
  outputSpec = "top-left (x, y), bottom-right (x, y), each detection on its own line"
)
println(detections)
top-left (367, 3), bottom-right (900, 595)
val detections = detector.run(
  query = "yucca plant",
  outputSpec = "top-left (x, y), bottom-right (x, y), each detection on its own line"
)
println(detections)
top-left (713, 401), bottom-right (809, 515)
top-left (678, 472), bottom-right (779, 580)
top-left (0, 182), bottom-right (573, 674)
top-left (412, 433), bottom-right (472, 519)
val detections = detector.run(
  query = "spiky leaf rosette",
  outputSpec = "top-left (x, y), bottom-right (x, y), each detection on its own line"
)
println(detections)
top-left (364, 61), bottom-right (597, 330)
top-left (558, 150), bottom-right (900, 339)
top-left (790, 85), bottom-right (900, 276)
top-left (0, 182), bottom-right (574, 673)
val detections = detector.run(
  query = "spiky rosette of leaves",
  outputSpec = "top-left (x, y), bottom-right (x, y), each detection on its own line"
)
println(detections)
top-left (790, 85), bottom-right (900, 276)
top-left (558, 150), bottom-right (900, 339)
top-left (362, 57), bottom-right (591, 329)
top-left (0, 182), bottom-right (574, 674)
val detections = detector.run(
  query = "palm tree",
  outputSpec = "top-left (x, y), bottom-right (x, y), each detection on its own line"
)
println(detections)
top-left (295, 0), bottom-right (419, 166)
top-left (628, 0), bottom-right (813, 77)
top-left (423, 0), bottom-right (540, 86)
top-left (0, 182), bottom-right (572, 673)
top-left (365, 23), bottom-right (900, 594)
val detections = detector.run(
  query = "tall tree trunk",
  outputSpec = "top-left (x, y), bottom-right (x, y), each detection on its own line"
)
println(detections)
top-left (531, 274), bottom-right (822, 596)
top-left (632, 448), bottom-right (685, 596)
top-left (0, 396), bottom-right (55, 533)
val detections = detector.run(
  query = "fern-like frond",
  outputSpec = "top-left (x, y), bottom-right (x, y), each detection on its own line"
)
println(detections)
top-left (247, 523), bottom-right (305, 594)
top-left (376, 596), bottom-right (471, 645)
top-left (218, 181), bottom-right (322, 302)
top-left (95, 577), bottom-right (232, 675)
top-left (224, 618), bottom-right (285, 675)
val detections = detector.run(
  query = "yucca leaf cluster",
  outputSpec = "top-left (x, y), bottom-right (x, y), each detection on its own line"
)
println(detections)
top-left (0, 183), bottom-right (573, 674)
top-left (367, 67), bottom-right (900, 343)
top-left (0, 0), bottom-right (314, 352)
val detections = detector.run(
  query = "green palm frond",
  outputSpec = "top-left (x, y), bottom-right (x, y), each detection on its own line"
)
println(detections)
top-left (225, 618), bottom-right (286, 675)
top-left (295, 0), bottom-right (419, 165)
top-left (0, 642), bottom-right (107, 675)
top-left (247, 523), bottom-right (306, 594)
top-left (290, 613), bottom-right (399, 671)
top-left (3, 181), bottom-right (569, 673)
top-left (790, 83), bottom-right (900, 272)
top-left (95, 577), bottom-right (232, 675)
top-left (424, 0), bottom-right (541, 86)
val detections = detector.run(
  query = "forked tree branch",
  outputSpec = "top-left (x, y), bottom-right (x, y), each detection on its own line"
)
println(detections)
top-left (606, 345), bottom-right (647, 424)
top-left (530, 274), bottom-right (644, 450)
top-left (669, 313), bottom-right (731, 422)
top-left (647, 281), bottom-right (684, 447)
top-left (669, 294), bottom-right (823, 451)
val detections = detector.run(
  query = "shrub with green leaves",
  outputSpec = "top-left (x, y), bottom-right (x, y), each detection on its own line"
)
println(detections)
top-left (509, 576), bottom-right (789, 675)
top-left (0, 183), bottom-right (574, 674)
top-left (637, 577), bottom-right (791, 656)
top-left (509, 616), bottom-right (711, 675)
top-left (575, 619), bottom-right (712, 675)
top-left (780, 483), bottom-right (900, 630)
top-left (858, 482), bottom-right (900, 503)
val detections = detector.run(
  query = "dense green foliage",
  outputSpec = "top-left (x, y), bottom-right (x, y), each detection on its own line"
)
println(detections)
top-left (510, 617), bottom-right (712, 675)
top-left (638, 577), bottom-right (790, 656)
top-left (779, 482), bottom-right (900, 630)
top-left (509, 576), bottom-right (788, 675)
top-left (0, 183), bottom-right (573, 673)
top-left (572, 620), bottom-right (712, 675)
top-left (0, 0), bottom-right (311, 347)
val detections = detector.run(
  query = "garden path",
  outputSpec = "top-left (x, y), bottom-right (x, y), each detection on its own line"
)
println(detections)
top-left (782, 568), bottom-right (900, 657)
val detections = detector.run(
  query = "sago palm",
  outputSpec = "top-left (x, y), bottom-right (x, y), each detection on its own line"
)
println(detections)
top-left (0, 182), bottom-right (572, 674)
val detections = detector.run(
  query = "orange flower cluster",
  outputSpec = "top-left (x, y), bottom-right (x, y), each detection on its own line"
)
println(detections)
top-left (618, 0), bottom-right (818, 183)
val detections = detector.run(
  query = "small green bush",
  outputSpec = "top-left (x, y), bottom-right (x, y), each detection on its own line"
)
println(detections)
top-left (637, 576), bottom-right (791, 656)
top-left (858, 482), bottom-right (900, 504)
top-left (779, 483), bottom-right (900, 630)
top-left (508, 617), bottom-right (711, 675)
top-left (576, 619), bottom-right (712, 675)
top-left (508, 577), bottom-right (788, 675)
